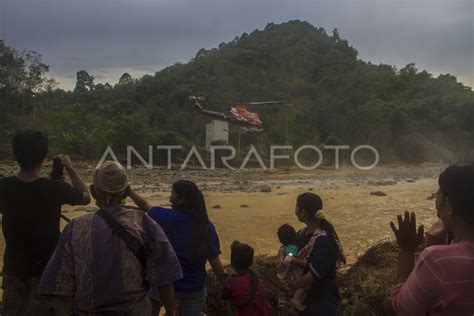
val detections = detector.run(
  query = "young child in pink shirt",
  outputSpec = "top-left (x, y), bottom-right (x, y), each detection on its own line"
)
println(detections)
top-left (222, 241), bottom-right (271, 316)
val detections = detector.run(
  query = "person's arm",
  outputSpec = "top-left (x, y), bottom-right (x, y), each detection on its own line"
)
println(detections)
top-left (278, 247), bottom-right (284, 262)
top-left (425, 219), bottom-right (448, 247)
top-left (390, 249), bottom-right (443, 314)
top-left (389, 212), bottom-right (446, 314)
top-left (144, 217), bottom-right (182, 314)
top-left (208, 223), bottom-right (225, 285)
top-left (396, 249), bottom-right (416, 283)
top-left (57, 155), bottom-right (91, 205)
top-left (157, 283), bottom-right (176, 316)
top-left (287, 257), bottom-right (307, 269)
top-left (126, 186), bottom-right (152, 211)
top-left (209, 256), bottom-right (226, 286)
top-left (52, 296), bottom-right (73, 316)
top-left (390, 211), bottom-right (424, 283)
top-left (289, 271), bottom-right (316, 289)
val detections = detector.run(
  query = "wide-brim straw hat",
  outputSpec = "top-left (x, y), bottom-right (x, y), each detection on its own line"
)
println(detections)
top-left (93, 160), bottom-right (128, 194)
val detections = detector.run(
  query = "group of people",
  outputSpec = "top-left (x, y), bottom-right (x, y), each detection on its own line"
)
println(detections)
top-left (0, 130), bottom-right (473, 316)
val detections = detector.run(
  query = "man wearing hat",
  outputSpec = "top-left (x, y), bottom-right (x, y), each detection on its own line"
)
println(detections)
top-left (39, 161), bottom-right (182, 315)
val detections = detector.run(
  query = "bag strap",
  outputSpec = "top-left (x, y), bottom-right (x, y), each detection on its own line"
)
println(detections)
top-left (233, 270), bottom-right (260, 307)
top-left (96, 209), bottom-right (146, 269)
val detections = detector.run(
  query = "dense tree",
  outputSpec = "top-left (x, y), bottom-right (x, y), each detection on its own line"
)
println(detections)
top-left (1, 20), bottom-right (473, 163)
top-left (74, 70), bottom-right (94, 92)
top-left (0, 41), bottom-right (53, 155)
top-left (118, 73), bottom-right (133, 85)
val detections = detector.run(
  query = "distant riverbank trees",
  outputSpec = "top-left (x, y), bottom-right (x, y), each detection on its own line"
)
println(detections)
top-left (1, 21), bottom-right (473, 164)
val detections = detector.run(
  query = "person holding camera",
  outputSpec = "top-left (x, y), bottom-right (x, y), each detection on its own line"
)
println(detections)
top-left (0, 130), bottom-right (91, 316)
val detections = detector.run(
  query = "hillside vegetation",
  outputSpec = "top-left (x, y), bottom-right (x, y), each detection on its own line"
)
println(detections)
top-left (1, 21), bottom-right (473, 164)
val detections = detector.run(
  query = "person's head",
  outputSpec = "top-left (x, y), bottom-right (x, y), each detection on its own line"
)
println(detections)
top-left (230, 240), bottom-right (254, 271)
top-left (12, 130), bottom-right (48, 171)
top-left (295, 192), bottom-right (346, 264)
top-left (277, 224), bottom-right (297, 246)
top-left (171, 180), bottom-right (212, 265)
top-left (90, 161), bottom-right (128, 206)
top-left (436, 163), bottom-right (474, 232)
top-left (170, 180), bottom-right (205, 211)
top-left (295, 192), bottom-right (323, 223)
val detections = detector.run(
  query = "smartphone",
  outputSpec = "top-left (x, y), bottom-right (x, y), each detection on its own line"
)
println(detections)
top-left (50, 157), bottom-right (64, 180)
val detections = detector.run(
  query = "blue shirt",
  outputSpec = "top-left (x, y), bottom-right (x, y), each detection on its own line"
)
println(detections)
top-left (148, 206), bottom-right (221, 293)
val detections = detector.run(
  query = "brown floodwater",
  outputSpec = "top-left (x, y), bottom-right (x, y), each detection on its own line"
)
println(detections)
top-left (0, 162), bottom-right (444, 295)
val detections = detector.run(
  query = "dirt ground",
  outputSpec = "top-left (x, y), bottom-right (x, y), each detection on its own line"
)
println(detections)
top-left (0, 161), bottom-right (444, 296)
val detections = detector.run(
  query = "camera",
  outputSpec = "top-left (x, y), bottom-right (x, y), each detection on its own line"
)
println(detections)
top-left (50, 157), bottom-right (64, 180)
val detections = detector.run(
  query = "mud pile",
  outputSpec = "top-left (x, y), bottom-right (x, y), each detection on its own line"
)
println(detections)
top-left (206, 241), bottom-right (408, 316)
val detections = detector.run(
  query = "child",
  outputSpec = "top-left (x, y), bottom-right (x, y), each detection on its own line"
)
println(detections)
top-left (222, 241), bottom-right (271, 316)
top-left (278, 224), bottom-right (299, 256)
top-left (277, 224), bottom-right (299, 278)
top-left (276, 224), bottom-right (307, 313)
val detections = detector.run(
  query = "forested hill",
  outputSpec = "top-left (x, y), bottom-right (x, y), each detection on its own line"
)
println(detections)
top-left (1, 20), bottom-right (473, 163)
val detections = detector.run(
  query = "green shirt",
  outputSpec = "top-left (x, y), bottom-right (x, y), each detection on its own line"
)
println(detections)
top-left (283, 244), bottom-right (298, 256)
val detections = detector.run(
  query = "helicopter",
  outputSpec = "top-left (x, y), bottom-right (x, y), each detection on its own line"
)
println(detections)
top-left (189, 96), bottom-right (286, 132)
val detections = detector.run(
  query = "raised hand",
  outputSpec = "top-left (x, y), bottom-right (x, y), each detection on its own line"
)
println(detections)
top-left (390, 211), bottom-right (424, 252)
top-left (55, 155), bottom-right (73, 169)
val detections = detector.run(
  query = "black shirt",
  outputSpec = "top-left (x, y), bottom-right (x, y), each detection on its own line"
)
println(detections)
top-left (296, 228), bottom-right (340, 305)
top-left (0, 176), bottom-right (83, 278)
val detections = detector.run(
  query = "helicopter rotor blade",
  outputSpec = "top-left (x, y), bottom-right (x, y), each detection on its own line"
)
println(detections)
top-left (247, 101), bottom-right (287, 105)
top-left (212, 101), bottom-right (236, 105)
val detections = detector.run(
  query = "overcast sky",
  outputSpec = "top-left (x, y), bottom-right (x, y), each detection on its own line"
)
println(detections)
top-left (2, 0), bottom-right (473, 90)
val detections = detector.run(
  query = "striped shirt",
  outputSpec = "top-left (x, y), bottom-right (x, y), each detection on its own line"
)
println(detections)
top-left (391, 241), bottom-right (474, 316)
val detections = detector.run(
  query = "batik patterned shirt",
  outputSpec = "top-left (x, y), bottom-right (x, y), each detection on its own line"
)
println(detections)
top-left (39, 206), bottom-right (182, 314)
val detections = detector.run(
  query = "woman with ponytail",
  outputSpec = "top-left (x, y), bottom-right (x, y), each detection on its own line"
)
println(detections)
top-left (287, 192), bottom-right (345, 316)
top-left (147, 180), bottom-right (226, 316)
